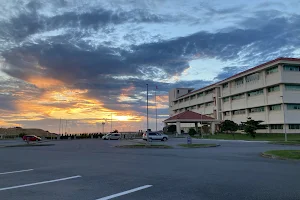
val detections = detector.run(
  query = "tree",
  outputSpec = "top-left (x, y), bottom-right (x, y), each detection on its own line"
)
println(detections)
top-left (220, 120), bottom-right (239, 138)
top-left (241, 117), bottom-right (268, 138)
top-left (188, 128), bottom-right (197, 136)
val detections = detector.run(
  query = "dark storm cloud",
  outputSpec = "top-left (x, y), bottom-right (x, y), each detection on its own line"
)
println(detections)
top-left (2, 43), bottom-right (135, 83)
top-left (0, 78), bottom-right (41, 111)
top-left (83, 77), bottom-right (212, 113)
top-left (2, 2), bottom-right (300, 116)
top-left (214, 66), bottom-right (249, 81)
top-left (0, 94), bottom-right (16, 111)
top-left (0, 4), bottom-right (171, 42)
top-left (47, 8), bottom-right (166, 28)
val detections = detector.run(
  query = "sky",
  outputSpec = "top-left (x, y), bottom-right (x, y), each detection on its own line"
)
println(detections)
top-left (1, 0), bottom-right (300, 133)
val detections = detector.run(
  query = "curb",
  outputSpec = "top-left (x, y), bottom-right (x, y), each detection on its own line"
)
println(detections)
top-left (268, 142), bottom-right (300, 146)
top-left (0, 143), bottom-right (55, 148)
top-left (178, 144), bottom-right (221, 148)
top-left (194, 138), bottom-right (269, 143)
top-left (115, 145), bottom-right (173, 149)
top-left (260, 152), bottom-right (300, 161)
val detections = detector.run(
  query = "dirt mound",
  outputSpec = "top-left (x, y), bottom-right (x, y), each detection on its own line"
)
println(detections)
top-left (0, 127), bottom-right (57, 138)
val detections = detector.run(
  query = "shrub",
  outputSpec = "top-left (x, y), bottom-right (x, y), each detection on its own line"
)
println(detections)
top-left (188, 128), bottom-right (197, 136)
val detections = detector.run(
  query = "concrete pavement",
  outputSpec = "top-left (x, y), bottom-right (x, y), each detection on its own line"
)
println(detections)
top-left (0, 139), bottom-right (299, 200)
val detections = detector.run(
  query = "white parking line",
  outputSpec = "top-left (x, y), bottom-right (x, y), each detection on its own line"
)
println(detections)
top-left (0, 169), bottom-right (34, 175)
top-left (0, 175), bottom-right (81, 191)
top-left (96, 185), bottom-right (153, 200)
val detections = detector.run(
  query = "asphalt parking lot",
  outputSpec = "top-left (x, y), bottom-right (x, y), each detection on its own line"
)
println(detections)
top-left (0, 138), bottom-right (300, 200)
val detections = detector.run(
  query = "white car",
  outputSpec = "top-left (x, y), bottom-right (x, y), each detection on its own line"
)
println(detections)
top-left (142, 132), bottom-right (168, 141)
top-left (102, 133), bottom-right (121, 140)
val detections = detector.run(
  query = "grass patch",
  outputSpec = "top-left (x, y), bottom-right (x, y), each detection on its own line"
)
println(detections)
top-left (269, 141), bottom-right (300, 145)
top-left (178, 143), bottom-right (219, 148)
top-left (263, 150), bottom-right (300, 160)
top-left (193, 133), bottom-right (300, 141)
top-left (116, 144), bottom-right (173, 149)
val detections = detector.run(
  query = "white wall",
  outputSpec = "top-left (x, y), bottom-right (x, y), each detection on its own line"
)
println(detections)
top-left (282, 71), bottom-right (300, 84)
top-left (246, 95), bottom-right (266, 108)
top-left (231, 99), bottom-right (246, 110)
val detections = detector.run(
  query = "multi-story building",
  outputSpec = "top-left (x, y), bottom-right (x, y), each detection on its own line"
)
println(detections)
top-left (168, 57), bottom-right (300, 133)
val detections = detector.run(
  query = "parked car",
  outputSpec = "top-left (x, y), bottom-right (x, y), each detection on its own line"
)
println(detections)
top-left (22, 135), bottom-right (42, 142)
top-left (143, 132), bottom-right (168, 141)
top-left (102, 133), bottom-right (121, 140)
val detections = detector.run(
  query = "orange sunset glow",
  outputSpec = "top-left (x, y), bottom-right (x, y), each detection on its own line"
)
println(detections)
top-left (0, 74), bottom-right (168, 133)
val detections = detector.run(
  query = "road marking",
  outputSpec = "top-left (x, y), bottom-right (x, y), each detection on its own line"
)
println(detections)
top-left (0, 175), bottom-right (81, 191)
top-left (96, 185), bottom-right (153, 200)
top-left (0, 169), bottom-right (34, 175)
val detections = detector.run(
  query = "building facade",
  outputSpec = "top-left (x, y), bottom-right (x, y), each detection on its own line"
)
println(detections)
top-left (168, 57), bottom-right (300, 133)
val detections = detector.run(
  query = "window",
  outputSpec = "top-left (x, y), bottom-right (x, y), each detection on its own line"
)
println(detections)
top-left (223, 83), bottom-right (229, 88)
top-left (246, 73), bottom-right (260, 82)
top-left (197, 104), bottom-right (204, 108)
top-left (205, 89), bottom-right (214, 95)
top-left (233, 110), bottom-right (246, 115)
top-left (197, 93), bottom-right (204, 98)
top-left (184, 97), bottom-right (189, 101)
top-left (270, 124), bottom-right (283, 129)
top-left (235, 78), bottom-right (244, 87)
top-left (179, 99), bottom-right (183, 103)
top-left (287, 104), bottom-right (300, 110)
top-left (223, 111), bottom-right (230, 116)
top-left (269, 104), bottom-right (281, 111)
top-left (206, 102), bottom-right (213, 107)
top-left (250, 106), bottom-right (265, 113)
top-left (223, 97), bottom-right (229, 102)
top-left (177, 90), bottom-right (179, 94)
top-left (266, 66), bottom-right (279, 74)
top-left (149, 132), bottom-right (156, 136)
top-left (285, 84), bottom-right (300, 91)
top-left (283, 65), bottom-right (300, 71)
top-left (289, 124), bottom-right (300, 129)
top-left (268, 85), bottom-right (280, 93)
top-left (174, 101), bottom-right (178, 104)
top-left (191, 95), bottom-right (196, 100)
top-left (247, 89), bottom-right (264, 97)
top-left (191, 105), bottom-right (196, 109)
top-left (232, 93), bottom-right (245, 100)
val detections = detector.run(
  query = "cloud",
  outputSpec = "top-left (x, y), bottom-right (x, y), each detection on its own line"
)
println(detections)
top-left (1, 0), bottom-right (300, 131)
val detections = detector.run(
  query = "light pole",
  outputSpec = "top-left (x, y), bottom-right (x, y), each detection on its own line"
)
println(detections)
top-left (280, 95), bottom-right (287, 142)
top-left (155, 85), bottom-right (157, 131)
top-left (146, 84), bottom-right (150, 143)
top-left (102, 122), bottom-right (105, 134)
top-left (146, 84), bottom-right (149, 131)
top-left (107, 114), bottom-right (112, 132)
